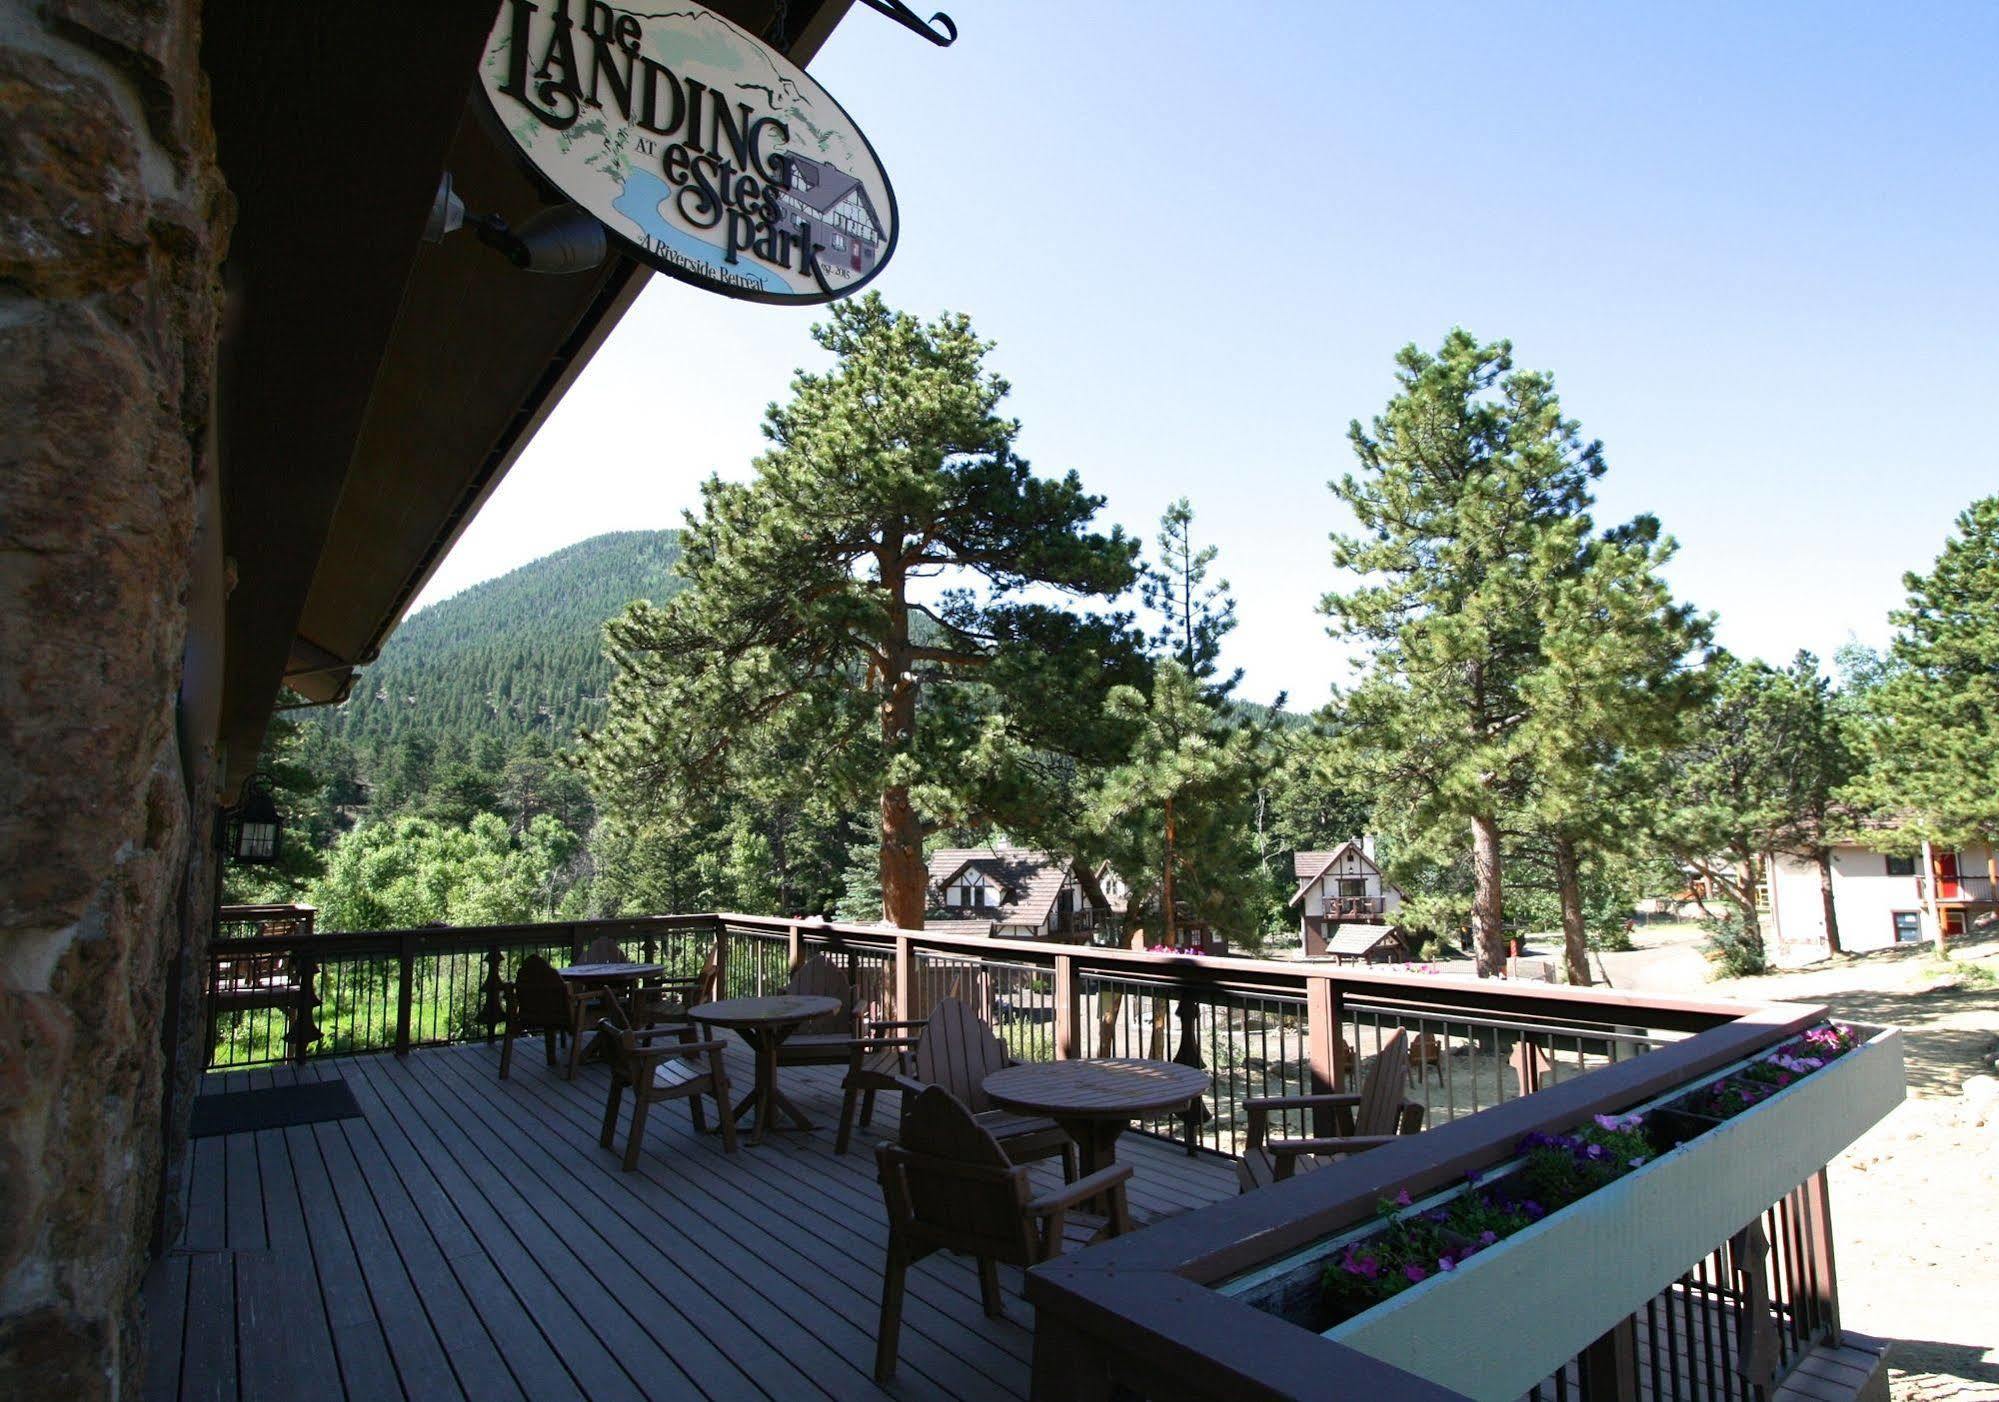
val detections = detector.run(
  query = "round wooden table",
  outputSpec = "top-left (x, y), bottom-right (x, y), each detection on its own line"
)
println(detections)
top-left (982, 1058), bottom-right (1210, 1203)
top-left (689, 994), bottom-right (842, 1146)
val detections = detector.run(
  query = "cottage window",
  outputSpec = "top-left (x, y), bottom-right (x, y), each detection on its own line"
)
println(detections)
top-left (1891, 911), bottom-right (1921, 943)
top-left (1885, 854), bottom-right (1916, 877)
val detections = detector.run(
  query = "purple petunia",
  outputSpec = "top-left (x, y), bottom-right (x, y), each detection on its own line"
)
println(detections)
top-left (1403, 1263), bottom-right (1428, 1283)
top-left (1395, 1189), bottom-right (1412, 1207)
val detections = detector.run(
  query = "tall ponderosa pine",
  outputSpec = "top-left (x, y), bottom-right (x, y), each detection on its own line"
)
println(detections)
top-left (1324, 331), bottom-right (1603, 975)
top-left (1083, 663), bottom-right (1271, 947)
top-left (1140, 498), bottom-right (1242, 699)
top-left (1758, 653), bottom-right (1864, 956)
top-left (582, 296), bottom-right (1139, 928)
top-left (1518, 518), bottom-right (1711, 983)
top-left (1847, 495), bottom-right (1999, 950)
top-left (1657, 655), bottom-right (1798, 958)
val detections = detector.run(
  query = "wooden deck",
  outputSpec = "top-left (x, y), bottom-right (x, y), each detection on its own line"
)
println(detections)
top-left (143, 1039), bottom-right (1236, 1401)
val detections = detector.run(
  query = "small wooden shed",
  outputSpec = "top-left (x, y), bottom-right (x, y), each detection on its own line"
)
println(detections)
top-left (1304, 922), bottom-right (1410, 965)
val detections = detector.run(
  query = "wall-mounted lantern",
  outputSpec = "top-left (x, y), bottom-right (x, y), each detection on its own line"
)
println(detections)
top-left (226, 775), bottom-right (282, 864)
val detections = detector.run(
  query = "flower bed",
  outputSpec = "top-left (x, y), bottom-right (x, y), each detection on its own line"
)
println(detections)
top-left (1314, 1022), bottom-right (1861, 1329)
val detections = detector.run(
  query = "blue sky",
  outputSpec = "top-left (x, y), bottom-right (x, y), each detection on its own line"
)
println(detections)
top-left (418, 1), bottom-right (1999, 708)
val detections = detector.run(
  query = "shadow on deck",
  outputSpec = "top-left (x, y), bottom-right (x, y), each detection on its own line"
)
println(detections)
top-left (144, 1039), bottom-right (1237, 1401)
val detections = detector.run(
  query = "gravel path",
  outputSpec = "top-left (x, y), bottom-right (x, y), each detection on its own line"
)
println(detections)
top-left (1609, 925), bottom-right (1999, 1401)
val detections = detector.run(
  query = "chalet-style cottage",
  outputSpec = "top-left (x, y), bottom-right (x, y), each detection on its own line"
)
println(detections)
top-left (1767, 840), bottom-right (1998, 959)
top-left (1289, 840), bottom-right (1406, 950)
top-left (925, 847), bottom-right (1094, 940)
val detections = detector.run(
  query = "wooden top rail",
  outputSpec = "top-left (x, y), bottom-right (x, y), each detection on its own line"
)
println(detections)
top-left (1024, 998), bottom-right (1830, 1401)
top-left (713, 913), bottom-right (1750, 1036)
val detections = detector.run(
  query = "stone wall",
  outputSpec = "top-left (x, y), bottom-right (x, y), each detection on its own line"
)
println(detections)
top-left (0, 0), bottom-right (227, 1394)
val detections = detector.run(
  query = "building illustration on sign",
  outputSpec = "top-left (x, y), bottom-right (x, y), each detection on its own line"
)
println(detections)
top-left (478, 2), bottom-right (898, 304)
top-left (776, 155), bottom-right (887, 273)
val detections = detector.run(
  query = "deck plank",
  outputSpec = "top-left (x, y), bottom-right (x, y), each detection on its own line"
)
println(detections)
top-left (282, 1120), bottom-right (406, 1401)
top-left (379, 1047), bottom-right (848, 1402)
top-left (152, 1044), bottom-right (1236, 1402)
top-left (426, 1038), bottom-right (1019, 1399)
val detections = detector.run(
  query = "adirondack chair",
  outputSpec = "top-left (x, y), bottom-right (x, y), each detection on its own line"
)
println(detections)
top-left (628, 952), bottom-right (720, 1033)
top-left (1409, 1031), bottom-right (1447, 1084)
top-left (1237, 1030), bottom-right (1426, 1192)
top-left (596, 1015), bottom-right (737, 1169)
top-left (770, 953), bottom-right (861, 1070)
top-left (581, 934), bottom-right (628, 964)
top-left (499, 953), bottom-right (617, 1081)
top-left (873, 1084), bottom-right (1133, 1384)
top-left (834, 997), bottom-right (1077, 1179)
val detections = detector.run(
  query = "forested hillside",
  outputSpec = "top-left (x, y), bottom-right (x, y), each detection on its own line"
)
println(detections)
top-left (320, 530), bottom-right (683, 751)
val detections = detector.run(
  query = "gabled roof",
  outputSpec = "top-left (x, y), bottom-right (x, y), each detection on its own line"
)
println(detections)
top-left (1289, 840), bottom-right (1404, 907)
top-left (781, 155), bottom-right (885, 239)
top-left (1322, 923), bottom-right (1406, 957)
top-left (926, 848), bottom-right (1076, 931)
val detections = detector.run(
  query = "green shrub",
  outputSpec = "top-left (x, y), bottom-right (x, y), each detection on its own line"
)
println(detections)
top-left (1700, 913), bottom-right (1767, 978)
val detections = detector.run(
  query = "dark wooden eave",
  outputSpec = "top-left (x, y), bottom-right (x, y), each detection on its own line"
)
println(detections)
top-left (206, 0), bottom-right (854, 794)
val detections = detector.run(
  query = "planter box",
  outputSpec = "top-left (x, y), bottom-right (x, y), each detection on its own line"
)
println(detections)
top-left (1218, 1025), bottom-right (1904, 1402)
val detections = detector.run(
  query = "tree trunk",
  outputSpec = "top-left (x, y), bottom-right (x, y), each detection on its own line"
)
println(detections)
top-left (878, 661), bottom-right (926, 929)
top-left (1921, 838), bottom-right (1947, 958)
top-left (1553, 836), bottom-right (1590, 986)
top-left (879, 784), bottom-right (927, 928)
top-left (1161, 796), bottom-right (1178, 949)
top-left (878, 557), bottom-right (927, 930)
top-left (1815, 847), bottom-right (1842, 956)
top-left (1470, 812), bottom-right (1505, 977)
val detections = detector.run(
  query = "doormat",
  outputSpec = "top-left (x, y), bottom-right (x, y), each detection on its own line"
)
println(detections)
top-left (189, 1080), bottom-right (362, 1138)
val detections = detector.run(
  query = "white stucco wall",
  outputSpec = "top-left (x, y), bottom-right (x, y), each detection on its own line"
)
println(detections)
top-left (1300, 848), bottom-right (1402, 920)
top-left (1769, 843), bottom-right (1997, 960)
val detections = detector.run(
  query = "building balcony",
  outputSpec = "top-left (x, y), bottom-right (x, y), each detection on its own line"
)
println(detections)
top-left (157, 912), bottom-right (1902, 1401)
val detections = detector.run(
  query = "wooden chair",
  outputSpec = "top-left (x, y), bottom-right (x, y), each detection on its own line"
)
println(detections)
top-left (596, 1016), bottom-right (737, 1169)
top-left (873, 1084), bottom-right (1133, 1384)
top-left (1237, 1030), bottom-right (1426, 1192)
top-left (1409, 1032), bottom-right (1446, 1084)
top-left (581, 934), bottom-right (628, 964)
top-left (629, 952), bottom-right (720, 1032)
top-left (499, 953), bottom-right (615, 1081)
top-left (834, 997), bottom-right (1077, 1180)
top-left (770, 953), bottom-right (862, 1070)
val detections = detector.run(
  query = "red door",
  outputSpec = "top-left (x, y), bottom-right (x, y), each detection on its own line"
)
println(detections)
top-left (1936, 852), bottom-right (1961, 899)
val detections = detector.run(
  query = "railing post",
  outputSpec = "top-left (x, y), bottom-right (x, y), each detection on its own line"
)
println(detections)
top-left (481, 945), bottom-right (506, 1043)
top-left (893, 934), bottom-right (914, 1022)
top-left (1306, 974), bottom-right (1344, 1137)
top-left (1579, 1317), bottom-right (1639, 1402)
top-left (1173, 992), bottom-right (1210, 1154)
top-left (570, 923), bottom-right (585, 964)
top-left (394, 932), bottom-right (415, 1056)
top-left (787, 919), bottom-right (803, 971)
top-left (714, 920), bottom-right (731, 1000)
top-left (286, 952), bottom-right (321, 1065)
top-left (1054, 954), bottom-right (1080, 1060)
top-left (1802, 1169), bottom-right (1843, 1344)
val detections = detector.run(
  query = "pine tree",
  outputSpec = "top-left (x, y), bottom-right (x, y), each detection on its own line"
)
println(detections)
top-left (1759, 653), bottom-right (1864, 956)
top-left (581, 295), bottom-right (1140, 928)
top-left (1517, 518), bottom-right (1711, 982)
top-left (1139, 498), bottom-right (1242, 699)
top-left (1323, 331), bottom-right (1603, 975)
top-left (1846, 495), bottom-right (1999, 951)
top-left (1656, 656), bottom-right (1797, 961)
top-left (1082, 663), bottom-right (1272, 948)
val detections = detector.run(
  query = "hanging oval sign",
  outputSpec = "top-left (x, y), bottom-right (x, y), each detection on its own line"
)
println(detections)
top-left (480, 1), bottom-right (898, 304)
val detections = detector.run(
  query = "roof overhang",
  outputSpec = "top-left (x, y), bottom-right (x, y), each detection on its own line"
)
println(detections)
top-left (205, 0), bottom-right (855, 795)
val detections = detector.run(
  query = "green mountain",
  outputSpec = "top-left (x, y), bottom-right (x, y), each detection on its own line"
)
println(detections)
top-left (321, 530), bottom-right (684, 751)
